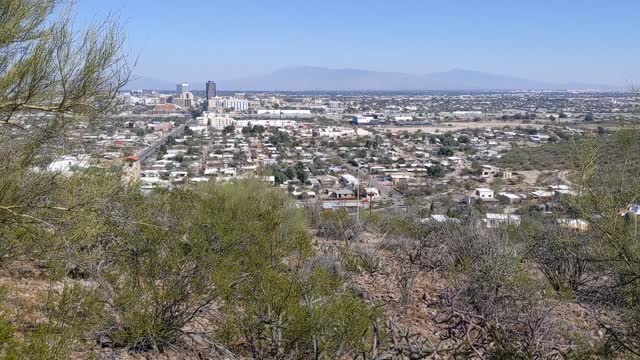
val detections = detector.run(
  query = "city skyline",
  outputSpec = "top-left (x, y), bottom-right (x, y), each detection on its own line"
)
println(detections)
top-left (78, 0), bottom-right (640, 87)
top-left (5, 2), bottom-right (640, 357)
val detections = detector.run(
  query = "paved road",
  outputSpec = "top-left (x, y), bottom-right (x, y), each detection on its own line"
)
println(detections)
top-left (137, 120), bottom-right (194, 163)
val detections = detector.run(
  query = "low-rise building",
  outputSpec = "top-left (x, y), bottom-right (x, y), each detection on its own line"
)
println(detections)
top-left (484, 213), bottom-right (521, 228)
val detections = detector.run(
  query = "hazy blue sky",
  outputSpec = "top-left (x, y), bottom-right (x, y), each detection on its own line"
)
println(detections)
top-left (78, 0), bottom-right (640, 85)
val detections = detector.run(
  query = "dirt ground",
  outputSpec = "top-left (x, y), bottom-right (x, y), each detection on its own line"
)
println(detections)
top-left (0, 230), bottom-right (613, 359)
top-left (377, 121), bottom-right (546, 133)
top-left (516, 170), bottom-right (542, 185)
top-left (315, 231), bottom-right (608, 354)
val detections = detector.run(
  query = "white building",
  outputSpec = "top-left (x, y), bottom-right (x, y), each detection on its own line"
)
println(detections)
top-left (213, 97), bottom-right (250, 111)
top-left (142, 97), bottom-right (159, 106)
top-left (172, 92), bottom-right (193, 108)
top-left (453, 111), bottom-right (482, 118)
top-left (257, 109), bottom-right (312, 116)
top-left (197, 112), bottom-right (235, 128)
top-left (234, 119), bottom-right (297, 128)
top-left (176, 83), bottom-right (189, 94)
top-left (317, 127), bottom-right (356, 138)
top-left (465, 188), bottom-right (496, 204)
top-left (484, 214), bottom-right (521, 228)
top-left (529, 134), bottom-right (551, 142)
top-left (557, 219), bottom-right (590, 231)
top-left (45, 156), bottom-right (90, 175)
top-left (340, 174), bottom-right (359, 187)
top-left (475, 188), bottom-right (494, 199)
top-left (352, 115), bottom-right (377, 124)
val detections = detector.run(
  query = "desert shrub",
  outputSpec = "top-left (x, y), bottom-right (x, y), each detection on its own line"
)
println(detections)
top-left (0, 0), bottom-right (129, 262)
top-left (41, 178), bottom-right (381, 357)
top-left (113, 180), bottom-right (311, 351)
top-left (0, 283), bottom-right (107, 360)
top-left (431, 223), bottom-right (563, 358)
top-left (377, 218), bottom-right (575, 357)
top-left (371, 320), bottom-right (437, 359)
top-left (565, 131), bottom-right (640, 356)
top-left (372, 210), bottom-right (430, 241)
top-left (0, 2), bottom-right (384, 358)
top-left (180, 183), bottom-right (381, 358)
top-left (301, 199), bottom-right (323, 228)
top-left (42, 176), bottom-right (219, 351)
top-left (194, 181), bottom-right (379, 358)
top-left (302, 253), bottom-right (343, 279)
top-left (378, 236), bottom-right (415, 254)
top-left (220, 265), bottom-right (379, 359)
top-left (410, 222), bottom-right (504, 271)
top-left (340, 245), bottom-right (384, 274)
top-left (316, 209), bottom-right (363, 245)
top-left (1, 167), bottom-right (383, 357)
top-left (527, 225), bottom-right (593, 295)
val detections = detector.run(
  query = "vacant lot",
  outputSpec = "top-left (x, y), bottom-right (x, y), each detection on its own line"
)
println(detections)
top-left (496, 136), bottom-right (640, 173)
top-left (380, 121), bottom-right (545, 133)
top-left (495, 143), bottom-right (577, 171)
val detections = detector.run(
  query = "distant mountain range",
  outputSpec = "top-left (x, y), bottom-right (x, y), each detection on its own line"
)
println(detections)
top-left (126, 76), bottom-right (179, 91)
top-left (125, 66), bottom-right (615, 91)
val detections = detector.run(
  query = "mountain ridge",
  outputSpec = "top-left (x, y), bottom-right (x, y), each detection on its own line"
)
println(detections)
top-left (125, 66), bottom-right (616, 91)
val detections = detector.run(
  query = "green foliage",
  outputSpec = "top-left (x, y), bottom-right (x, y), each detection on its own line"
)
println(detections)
top-left (427, 164), bottom-right (446, 178)
top-left (437, 146), bottom-right (454, 156)
top-left (222, 265), bottom-right (378, 358)
top-left (294, 161), bottom-right (308, 183)
top-left (269, 130), bottom-right (295, 149)
top-left (156, 144), bottom-right (167, 160)
top-left (20, 175), bottom-right (378, 356)
top-left (0, 320), bottom-right (18, 360)
top-left (317, 209), bottom-right (362, 245)
top-left (527, 225), bottom-right (591, 295)
top-left (493, 136), bottom-right (640, 172)
top-left (371, 211), bottom-right (423, 239)
top-left (340, 246), bottom-right (384, 274)
top-left (0, 283), bottom-right (107, 360)
top-left (272, 166), bottom-right (287, 184)
top-left (241, 124), bottom-right (265, 136)
top-left (440, 133), bottom-right (457, 147)
top-left (0, 1), bottom-right (381, 358)
top-left (0, 0), bottom-right (129, 123)
top-left (565, 129), bottom-right (640, 355)
top-left (0, 0), bottom-right (129, 259)
top-left (284, 166), bottom-right (296, 181)
top-left (188, 181), bottom-right (378, 357)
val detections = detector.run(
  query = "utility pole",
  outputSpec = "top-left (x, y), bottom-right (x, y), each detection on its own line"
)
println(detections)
top-left (356, 161), bottom-right (360, 224)
top-left (368, 166), bottom-right (374, 216)
top-left (201, 144), bottom-right (208, 174)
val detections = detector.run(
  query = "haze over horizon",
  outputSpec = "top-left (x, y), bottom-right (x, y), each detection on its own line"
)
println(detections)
top-left (77, 0), bottom-right (640, 88)
top-left (125, 66), bottom-right (621, 91)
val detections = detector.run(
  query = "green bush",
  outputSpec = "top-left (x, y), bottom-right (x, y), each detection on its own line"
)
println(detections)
top-left (341, 246), bottom-right (384, 274)
top-left (317, 209), bottom-right (363, 245)
top-left (0, 284), bottom-right (107, 360)
top-left (41, 178), bottom-right (379, 357)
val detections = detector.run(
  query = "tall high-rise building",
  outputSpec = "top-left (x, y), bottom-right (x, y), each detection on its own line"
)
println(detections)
top-left (206, 81), bottom-right (217, 99)
top-left (176, 83), bottom-right (189, 95)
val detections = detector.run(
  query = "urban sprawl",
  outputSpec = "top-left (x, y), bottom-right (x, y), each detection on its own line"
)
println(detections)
top-left (36, 82), bottom-right (640, 227)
